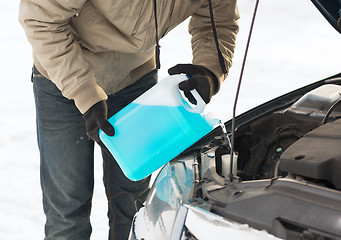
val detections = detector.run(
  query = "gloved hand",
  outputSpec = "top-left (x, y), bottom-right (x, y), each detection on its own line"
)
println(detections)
top-left (168, 64), bottom-right (218, 104)
top-left (83, 100), bottom-right (115, 148)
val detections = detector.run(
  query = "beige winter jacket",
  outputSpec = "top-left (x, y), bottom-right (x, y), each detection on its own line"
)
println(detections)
top-left (19, 0), bottom-right (239, 114)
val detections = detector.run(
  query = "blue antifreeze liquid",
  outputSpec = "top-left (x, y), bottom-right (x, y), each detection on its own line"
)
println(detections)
top-left (99, 102), bottom-right (214, 181)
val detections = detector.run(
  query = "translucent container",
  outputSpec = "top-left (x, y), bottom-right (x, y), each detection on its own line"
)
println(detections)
top-left (99, 74), bottom-right (216, 181)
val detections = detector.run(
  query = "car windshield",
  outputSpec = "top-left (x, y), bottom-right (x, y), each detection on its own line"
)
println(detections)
top-left (159, 0), bottom-right (341, 123)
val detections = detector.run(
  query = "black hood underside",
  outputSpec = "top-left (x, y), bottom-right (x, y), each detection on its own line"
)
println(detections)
top-left (311, 0), bottom-right (341, 33)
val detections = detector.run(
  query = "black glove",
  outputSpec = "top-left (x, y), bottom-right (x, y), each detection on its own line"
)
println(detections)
top-left (168, 64), bottom-right (218, 104)
top-left (83, 101), bottom-right (115, 148)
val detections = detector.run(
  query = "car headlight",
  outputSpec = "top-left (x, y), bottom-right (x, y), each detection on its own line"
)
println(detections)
top-left (138, 156), bottom-right (196, 240)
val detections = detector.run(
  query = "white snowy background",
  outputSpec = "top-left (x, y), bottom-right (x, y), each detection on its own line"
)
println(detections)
top-left (1, 0), bottom-right (340, 239)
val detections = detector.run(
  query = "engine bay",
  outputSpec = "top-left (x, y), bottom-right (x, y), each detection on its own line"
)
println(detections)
top-left (232, 83), bottom-right (341, 189)
top-left (195, 79), bottom-right (341, 239)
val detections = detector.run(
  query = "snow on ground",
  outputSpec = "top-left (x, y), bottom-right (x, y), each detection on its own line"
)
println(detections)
top-left (0, 0), bottom-right (340, 239)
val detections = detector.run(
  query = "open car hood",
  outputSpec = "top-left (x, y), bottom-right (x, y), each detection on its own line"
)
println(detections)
top-left (311, 0), bottom-right (341, 33)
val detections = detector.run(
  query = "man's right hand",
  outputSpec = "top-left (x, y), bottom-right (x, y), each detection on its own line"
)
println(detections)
top-left (83, 101), bottom-right (115, 148)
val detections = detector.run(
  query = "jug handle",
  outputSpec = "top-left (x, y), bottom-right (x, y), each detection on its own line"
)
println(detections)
top-left (182, 88), bottom-right (206, 113)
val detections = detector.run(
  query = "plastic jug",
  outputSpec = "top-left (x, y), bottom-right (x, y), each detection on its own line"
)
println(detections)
top-left (99, 74), bottom-right (216, 181)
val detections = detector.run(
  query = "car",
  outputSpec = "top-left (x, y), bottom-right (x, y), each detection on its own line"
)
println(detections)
top-left (129, 1), bottom-right (341, 239)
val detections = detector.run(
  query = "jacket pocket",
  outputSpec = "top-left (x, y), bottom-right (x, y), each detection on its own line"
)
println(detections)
top-left (124, 0), bottom-right (150, 36)
top-left (72, 2), bottom-right (98, 25)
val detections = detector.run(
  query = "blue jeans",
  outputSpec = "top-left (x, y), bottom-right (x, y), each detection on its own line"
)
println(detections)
top-left (32, 66), bottom-right (157, 240)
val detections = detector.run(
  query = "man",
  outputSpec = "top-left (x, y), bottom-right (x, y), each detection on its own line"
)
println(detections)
top-left (19, 0), bottom-right (239, 239)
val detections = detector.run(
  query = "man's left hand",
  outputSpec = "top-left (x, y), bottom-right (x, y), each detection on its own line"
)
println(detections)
top-left (168, 64), bottom-right (218, 104)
